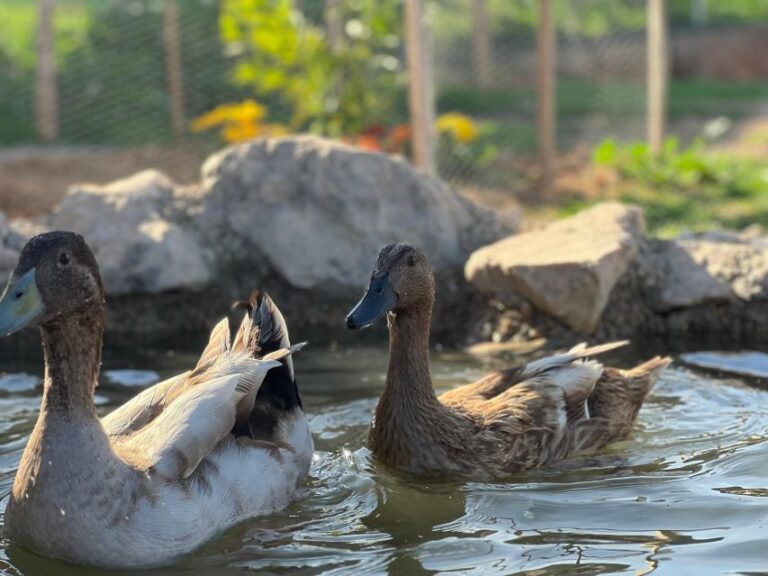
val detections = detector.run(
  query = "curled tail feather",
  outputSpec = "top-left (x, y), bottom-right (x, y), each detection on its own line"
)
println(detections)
top-left (621, 356), bottom-right (672, 404)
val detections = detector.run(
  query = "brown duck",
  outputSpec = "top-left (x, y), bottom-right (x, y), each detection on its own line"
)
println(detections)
top-left (346, 243), bottom-right (670, 480)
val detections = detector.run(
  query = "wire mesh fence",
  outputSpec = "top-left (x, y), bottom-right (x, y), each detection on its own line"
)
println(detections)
top-left (431, 0), bottom-right (649, 191)
top-left (1, 0), bottom-right (767, 204)
top-left (0, 0), bottom-right (247, 146)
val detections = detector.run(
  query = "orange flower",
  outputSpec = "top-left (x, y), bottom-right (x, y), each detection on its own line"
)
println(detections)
top-left (389, 124), bottom-right (411, 146)
top-left (353, 135), bottom-right (383, 151)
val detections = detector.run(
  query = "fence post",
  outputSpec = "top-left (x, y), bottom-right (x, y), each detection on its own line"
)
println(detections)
top-left (35, 0), bottom-right (58, 143)
top-left (647, 0), bottom-right (668, 154)
top-left (324, 0), bottom-right (342, 51)
top-left (164, 0), bottom-right (186, 139)
top-left (405, 0), bottom-right (436, 174)
top-left (537, 0), bottom-right (556, 197)
top-left (471, 0), bottom-right (492, 88)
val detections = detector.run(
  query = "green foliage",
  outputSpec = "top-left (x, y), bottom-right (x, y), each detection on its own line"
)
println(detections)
top-left (437, 125), bottom-right (501, 184)
top-left (221, 0), bottom-right (404, 136)
top-left (56, 0), bottom-right (246, 144)
top-left (433, 0), bottom-right (646, 41)
top-left (0, 0), bottom-right (96, 67)
top-left (668, 0), bottom-right (768, 24)
top-left (0, 46), bottom-right (35, 144)
top-left (440, 80), bottom-right (768, 127)
top-left (0, 0), bottom-right (98, 144)
top-left (591, 138), bottom-right (768, 235)
top-left (668, 80), bottom-right (768, 119)
top-left (433, 0), bottom-right (768, 42)
top-left (0, 0), bottom-right (244, 146)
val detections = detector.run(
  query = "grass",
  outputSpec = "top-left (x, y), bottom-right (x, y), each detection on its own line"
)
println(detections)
top-left (438, 79), bottom-right (649, 120)
top-left (668, 80), bottom-right (768, 119)
top-left (439, 79), bottom-right (768, 122)
top-left (561, 138), bottom-right (768, 237)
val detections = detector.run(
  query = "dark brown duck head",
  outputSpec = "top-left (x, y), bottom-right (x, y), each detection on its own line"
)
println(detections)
top-left (0, 231), bottom-right (104, 337)
top-left (346, 243), bottom-right (435, 329)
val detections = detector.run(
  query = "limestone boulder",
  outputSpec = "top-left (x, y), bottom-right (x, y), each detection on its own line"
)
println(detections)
top-left (653, 240), bottom-right (734, 310)
top-left (465, 203), bottom-right (644, 334)
top-left (666, 232), bottom-right (768, 302)
top-left (48, 170), bottom-right (213, 295)
top-left (197, 136), bottom-right (510, 292)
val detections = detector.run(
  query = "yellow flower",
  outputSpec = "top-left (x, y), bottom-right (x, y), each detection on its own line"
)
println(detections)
top-left (192, 100), bottom-right (289, 144)
top-left (221, 121), bottom-right (259, 143)
top-left (191, 105), bottom-right (233, 132)
top-left (436, 112), bottom-right (478, 143)
top-left (232, 100), bottom-right (267, 123)
top-left (192, 100), bottom-right (267, 132)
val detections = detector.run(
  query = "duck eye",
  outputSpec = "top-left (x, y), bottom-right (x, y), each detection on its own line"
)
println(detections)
top-left (58, 251), bottom-right (71, 266)
top-left (407, 255), bottom-right (416, 267)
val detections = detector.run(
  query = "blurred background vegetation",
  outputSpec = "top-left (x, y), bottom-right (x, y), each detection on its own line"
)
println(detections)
top-left (1, 0), bottom-right (767, 234)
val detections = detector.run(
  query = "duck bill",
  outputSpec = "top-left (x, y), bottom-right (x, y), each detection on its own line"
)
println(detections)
top-left (0, 268), bottom-right (45, 337)
top-left (346, 274), bottom-right (398, 330)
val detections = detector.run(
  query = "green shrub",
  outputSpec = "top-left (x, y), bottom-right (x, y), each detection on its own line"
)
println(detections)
top-left (590, 138), bottom-right (768, 235)
top-left (220, 0), bottom-right (404, 137)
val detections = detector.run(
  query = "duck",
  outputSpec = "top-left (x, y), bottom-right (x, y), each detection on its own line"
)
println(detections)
top-left (0, 231), bottom-right (313, 569)
top-left (345, 243), bottom-right (670, 480)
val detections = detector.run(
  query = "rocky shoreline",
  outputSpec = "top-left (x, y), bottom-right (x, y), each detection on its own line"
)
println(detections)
top-left (467, 203), bottom-right (768, 348)
top-left (2, 136), bottom-right (766, 348)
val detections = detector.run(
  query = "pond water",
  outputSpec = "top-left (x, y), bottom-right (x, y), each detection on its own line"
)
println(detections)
top-left (0, 337), bottom-right (767, 575)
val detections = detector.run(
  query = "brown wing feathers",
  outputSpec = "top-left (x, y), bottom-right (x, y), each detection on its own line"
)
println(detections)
top-left (441, 342), bottom-right (670, 471)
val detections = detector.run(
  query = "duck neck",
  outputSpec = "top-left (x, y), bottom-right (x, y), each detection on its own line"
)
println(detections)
top-left (40, 306), bottom-right (104, 418)
top-left (383, 303), bottom-right (438, 407)
top-left (371, 298), bottom-right (450, 469)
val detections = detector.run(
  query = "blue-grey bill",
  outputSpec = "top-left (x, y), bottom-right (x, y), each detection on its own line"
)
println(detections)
top-left (0, 268), bottom-right (44, 337)
top-left (346, 274), bottom-right (398, 329)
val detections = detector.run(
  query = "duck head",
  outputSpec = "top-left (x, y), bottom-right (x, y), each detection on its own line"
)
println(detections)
top-left (0, 231), bottom-right (104, 337)
top-left (346, 243), bottom-right (435, 329)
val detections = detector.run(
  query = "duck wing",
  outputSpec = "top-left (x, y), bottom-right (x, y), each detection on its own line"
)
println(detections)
top-left (195, 316), bottom-right (232, 368)
top-left (101, 318), bottom-right (232, 438)
top-left (114, 352), bottom-right (286, 479)
top-left (101, 371), bottom-right (191, 437)
top-left (440, 341), bottom-right (628, 407)
top-left (443, 341), bottom-right (668, 469)
top-left (471, 342), bottom-right (618, 432)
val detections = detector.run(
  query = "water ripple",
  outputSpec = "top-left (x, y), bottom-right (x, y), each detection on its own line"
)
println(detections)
top-left (0, 348), bottom-right (766, 575)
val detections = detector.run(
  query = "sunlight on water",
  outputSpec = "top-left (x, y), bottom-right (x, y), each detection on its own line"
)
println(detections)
top-left (0, 343), bottom-right (766, 575)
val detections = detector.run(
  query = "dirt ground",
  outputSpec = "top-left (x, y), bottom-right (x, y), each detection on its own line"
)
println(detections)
top-left (0, 145), bottom-right (209, 218)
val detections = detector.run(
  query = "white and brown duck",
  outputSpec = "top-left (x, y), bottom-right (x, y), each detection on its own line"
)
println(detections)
top-left (0, 231), bottom-right (313, 568)
top-left (346, 243), bottom-right (670, 480)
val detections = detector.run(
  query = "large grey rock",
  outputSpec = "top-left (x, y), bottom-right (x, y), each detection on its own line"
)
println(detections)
top-left (48, 170), bottom-right (213, 295)
top-left (465, 203), bottom-right (643, 334)
top-left (197, 136), bottom-right (510, 291)
top-left (654, 240), bottom-right (733, 310)
top-left (671, 233), bottom-right (768, 301)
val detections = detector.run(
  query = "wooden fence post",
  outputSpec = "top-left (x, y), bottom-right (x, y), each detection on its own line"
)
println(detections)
top-left (164, 0), bottom-right (186, 139)
top-left (405, 0), bottom-right (436, 174)
top-left (324, 0), bottom-right (342, 51)
top-left (471, 0), bottom-right (492, 88)
top-left (647, 0), bottom-right (668, 154)
top-left (35, 0), bottom-right (58, 143)
top-left (537, 0), bottom-right (556, 197)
